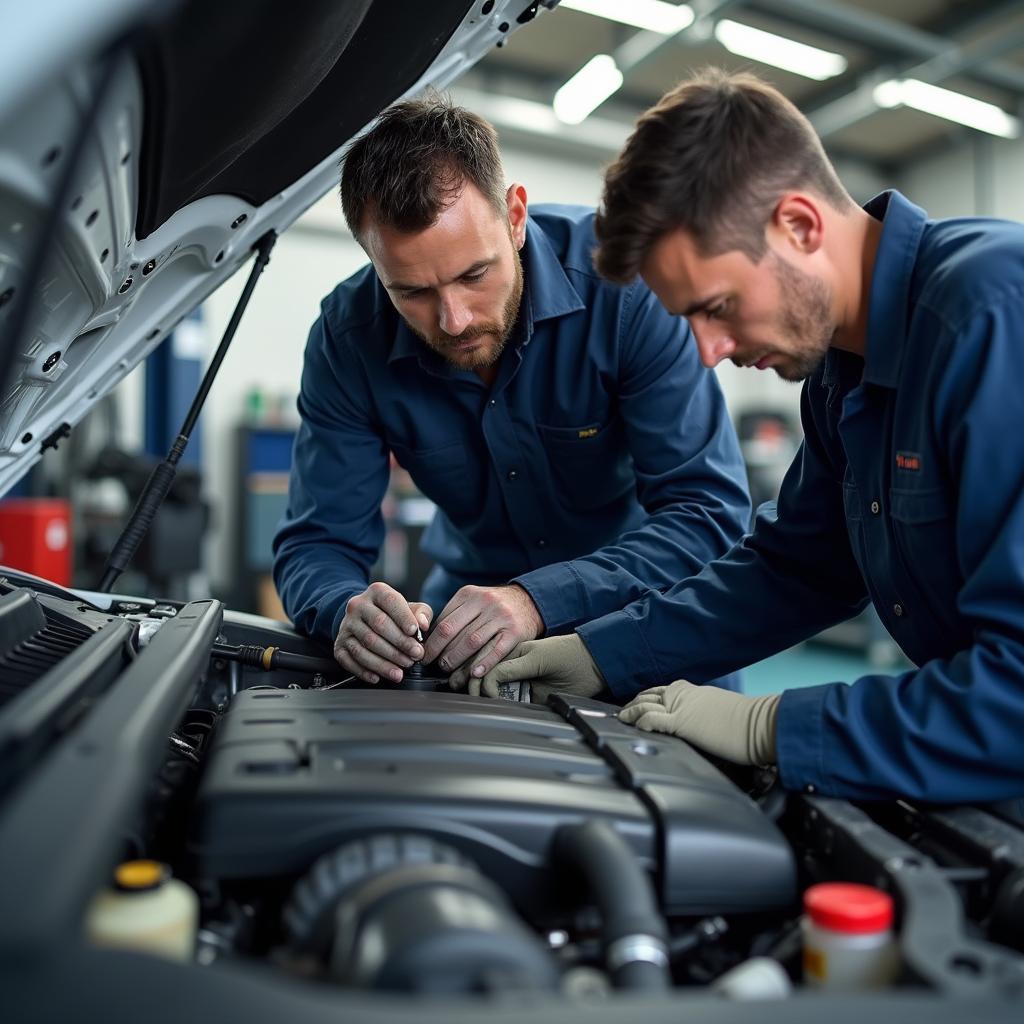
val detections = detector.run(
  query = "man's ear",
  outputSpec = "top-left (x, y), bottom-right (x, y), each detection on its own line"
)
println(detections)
top-left (770, 192), bottom-right (824, 256)
top-left (506, 183), bottom-right (528, 249)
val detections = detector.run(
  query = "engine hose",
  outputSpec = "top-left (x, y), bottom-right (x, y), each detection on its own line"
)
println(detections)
top-left (212, 642), bottom-right (340, 677)
top-left (553, 820), bottom-right (670, 991)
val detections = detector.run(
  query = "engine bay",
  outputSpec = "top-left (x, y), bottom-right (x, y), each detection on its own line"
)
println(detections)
top-left (2, 574), bottom-right (1024, 1020)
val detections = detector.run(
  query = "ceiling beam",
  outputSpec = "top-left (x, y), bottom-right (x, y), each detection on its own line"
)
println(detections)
top-left (750, 0), bottom-right (1024, 96)
top-left (808, 15), bottom-right (1024, 140)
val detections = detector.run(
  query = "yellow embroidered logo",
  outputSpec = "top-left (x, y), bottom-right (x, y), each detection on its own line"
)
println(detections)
top-left (577, 427), bottom-right (598, 439)
top-left (896, 451), bottom-right (921, 471)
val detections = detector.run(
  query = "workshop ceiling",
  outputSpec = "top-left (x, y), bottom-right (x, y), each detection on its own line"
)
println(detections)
top-left (456, 0), bottom-right (1024, 172)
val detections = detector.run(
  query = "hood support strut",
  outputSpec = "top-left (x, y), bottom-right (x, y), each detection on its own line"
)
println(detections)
top-left (98, 230), bottom-right (277, 592)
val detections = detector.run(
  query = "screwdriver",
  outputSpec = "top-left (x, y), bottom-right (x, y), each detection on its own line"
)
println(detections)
top-left (406, 626), bottom-right (425, 682)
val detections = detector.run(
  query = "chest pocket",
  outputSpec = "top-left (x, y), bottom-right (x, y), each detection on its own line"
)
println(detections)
top-left (889, 486), bottom-right (962, 629)
top-left (389, 439), bottom-right (468, 511)
top-left (842, 480), bottom-right (863, 521)
top-left (537, 420), bottom-right (634, 512)
top-left (841, 480), bottom-right (869, 579)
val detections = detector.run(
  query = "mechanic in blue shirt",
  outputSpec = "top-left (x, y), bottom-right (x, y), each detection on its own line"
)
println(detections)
top-left (272, 97), bottom-right (750, 690)
top-left (481, 70), bottom-right (1024, 803)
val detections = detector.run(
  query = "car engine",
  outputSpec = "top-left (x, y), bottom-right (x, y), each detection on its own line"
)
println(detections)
top-left (1, 576), bottom-right (1023, 1022)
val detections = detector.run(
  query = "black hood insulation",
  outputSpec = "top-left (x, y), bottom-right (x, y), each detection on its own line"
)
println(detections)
top-left (133, 0), bottom-right (474, 238)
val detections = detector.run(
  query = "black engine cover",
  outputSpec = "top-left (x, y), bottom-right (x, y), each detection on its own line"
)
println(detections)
top-left (190, 689), bottom-right (795, 916)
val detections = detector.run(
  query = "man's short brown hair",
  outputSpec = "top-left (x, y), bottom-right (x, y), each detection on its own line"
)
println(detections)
top-left (594, 68), bottom-right (853, 282)
top-left (340, 94), bottom-right (506, 239)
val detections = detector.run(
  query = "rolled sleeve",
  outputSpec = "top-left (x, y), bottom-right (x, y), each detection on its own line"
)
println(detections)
top-left (775, 685), bottom-right (831, 792)
top-left (513, 561), bottom-right (584, 635)
top-left (578, 609), bottom-right (663, 700)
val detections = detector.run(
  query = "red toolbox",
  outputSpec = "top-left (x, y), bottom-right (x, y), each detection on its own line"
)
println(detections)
top-left (0, 499), bottom-right (72, 586)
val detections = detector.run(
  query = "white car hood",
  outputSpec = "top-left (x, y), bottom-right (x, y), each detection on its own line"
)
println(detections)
top-left (0, 0), bottom-right (548, 495)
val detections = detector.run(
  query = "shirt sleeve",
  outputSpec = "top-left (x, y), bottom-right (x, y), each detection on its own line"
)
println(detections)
top-left (578, 371), bottom-right (870, 699)
top-left (272, 311), bottom-right (390, 643)
top-left (777, 300), bottom-right (1024, 801)
top-left (513, 284), bottom-right (752, 632)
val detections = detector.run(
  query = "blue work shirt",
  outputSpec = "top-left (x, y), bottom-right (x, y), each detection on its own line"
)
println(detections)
top-left (581, 191), bottom-right (1024, 802)
top-left (273, 205), bottom-right (751, 663)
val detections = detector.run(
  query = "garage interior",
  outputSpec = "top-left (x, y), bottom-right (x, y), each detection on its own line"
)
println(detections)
top-left (10, 0), bottom-right (1023, 686)
top-left (2, 0), bottom-right (1024, 1016)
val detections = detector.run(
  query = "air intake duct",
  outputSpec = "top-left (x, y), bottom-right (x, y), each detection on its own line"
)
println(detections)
top-left (284, 833), bottom-right (558, 994)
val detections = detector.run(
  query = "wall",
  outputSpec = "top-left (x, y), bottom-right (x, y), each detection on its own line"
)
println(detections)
top-left (898, 133), bottom-right (1024, 221)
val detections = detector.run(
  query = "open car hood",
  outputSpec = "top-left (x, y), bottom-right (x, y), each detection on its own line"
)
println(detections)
top-left (0, 0), bottom-right (548, 496)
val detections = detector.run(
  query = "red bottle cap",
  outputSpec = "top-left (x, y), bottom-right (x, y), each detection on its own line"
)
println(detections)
top-left (804, 883), bottom-right (894, 934)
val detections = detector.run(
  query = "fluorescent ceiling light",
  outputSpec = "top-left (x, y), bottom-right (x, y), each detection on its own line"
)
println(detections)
top-left (873, 78), bottom-right (1020, 139)
top-left (452, 86), bottom-right (632, 153)
top-left (559, 0), bottom-right (694, 35)
top-left (554, 54), bottom-right (623, 124)
top-left (714, 20), bottom-right (847, 80)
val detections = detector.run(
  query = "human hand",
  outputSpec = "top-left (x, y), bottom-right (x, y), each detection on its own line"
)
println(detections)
top-left (334, 581), bottom-right (432, 684)
top-left (472, 633), bottom-right (605, 702)
top-left (619, 680), bottom-right (780, 766)
top-left (421, 584), bottom-right (543, 688)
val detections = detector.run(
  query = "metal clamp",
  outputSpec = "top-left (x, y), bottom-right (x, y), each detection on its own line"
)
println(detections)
top-left (606, 933), bottom-right (669, 972)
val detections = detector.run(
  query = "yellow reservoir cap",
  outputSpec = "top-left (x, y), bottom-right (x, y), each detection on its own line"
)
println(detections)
top-left (114, 860), bottom-right (168, 891)
top-left (87, 863), bottom-right (198, 962)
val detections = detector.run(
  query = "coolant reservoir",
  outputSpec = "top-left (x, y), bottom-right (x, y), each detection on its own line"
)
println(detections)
top-left (802, 882), bottom-right (899, 990)
top-left (84, 860), bottom-right (198, 962)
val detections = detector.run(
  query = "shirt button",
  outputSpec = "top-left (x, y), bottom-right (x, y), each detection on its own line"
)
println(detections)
top-left (537, 539), bottom-right (547, 548)
top-left (870, 500), bottom-right (881, 515)
top-left (489, 399), bottom-right (496, 407)
top-left (805, 784), bottom-right (816, 794)
top-left (507, 469), bottom-right (519, 481)
top-left (893, 603), bottom-right (904, 617)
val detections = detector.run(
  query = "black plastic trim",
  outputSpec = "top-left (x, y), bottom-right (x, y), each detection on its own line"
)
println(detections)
top-left (0, 616), bottom-right (135, 796)
top-left (549, 694), bottom-right (797, 914)
top-left (0, 599), bottom-right (222, 958)
top-left (5, 943), bottom-right (1023, 1024)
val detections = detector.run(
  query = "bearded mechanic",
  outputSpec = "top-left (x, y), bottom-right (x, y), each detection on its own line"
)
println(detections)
top-left (272, 97), bottom-right (750, 689)
top-left (480, 69), bottom-right (1024, 803)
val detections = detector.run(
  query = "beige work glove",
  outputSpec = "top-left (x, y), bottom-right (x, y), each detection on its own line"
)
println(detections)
top-left (619, 680), bottom-right (780, 767)
top-left (471, 634), bottom-right (606, 702)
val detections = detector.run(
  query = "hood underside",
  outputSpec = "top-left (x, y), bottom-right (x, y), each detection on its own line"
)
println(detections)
top-left (0, 0), bottom-right (545, 495)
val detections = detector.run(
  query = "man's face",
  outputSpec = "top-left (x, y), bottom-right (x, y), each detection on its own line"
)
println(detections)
top-left (641, 227), bottom-right (836, 383)
top-left (362, 182), bottom-right (525, 372)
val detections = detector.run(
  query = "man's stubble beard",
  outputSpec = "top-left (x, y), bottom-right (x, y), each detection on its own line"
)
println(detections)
top-left (770, 253), bottom-right (836, 383)
top-left (412, 246), bottom-right (524, 371)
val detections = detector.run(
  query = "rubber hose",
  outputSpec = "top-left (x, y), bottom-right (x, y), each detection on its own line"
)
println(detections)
top-left (553, 820), bottom-right (669, 991)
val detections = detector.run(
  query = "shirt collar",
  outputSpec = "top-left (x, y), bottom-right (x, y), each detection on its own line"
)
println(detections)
top-left (388, 306), bottom-right (426, 365)
top-left (386, 213), bottom-right (585, 366)
top-left (520, 214), bottom-right (586, 325)
top-left (860, 189), bottom-right (928, 389)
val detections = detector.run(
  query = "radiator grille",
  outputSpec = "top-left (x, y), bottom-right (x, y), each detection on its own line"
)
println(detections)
top-left (0, 590), bottom-right (98, 706)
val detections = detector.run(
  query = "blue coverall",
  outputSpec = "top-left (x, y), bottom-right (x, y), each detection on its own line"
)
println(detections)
top-left (580, 191), bottom-right (1024, 801)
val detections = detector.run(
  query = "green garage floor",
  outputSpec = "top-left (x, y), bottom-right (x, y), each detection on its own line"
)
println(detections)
top-left (742, 641), bottom-right (908, 696)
